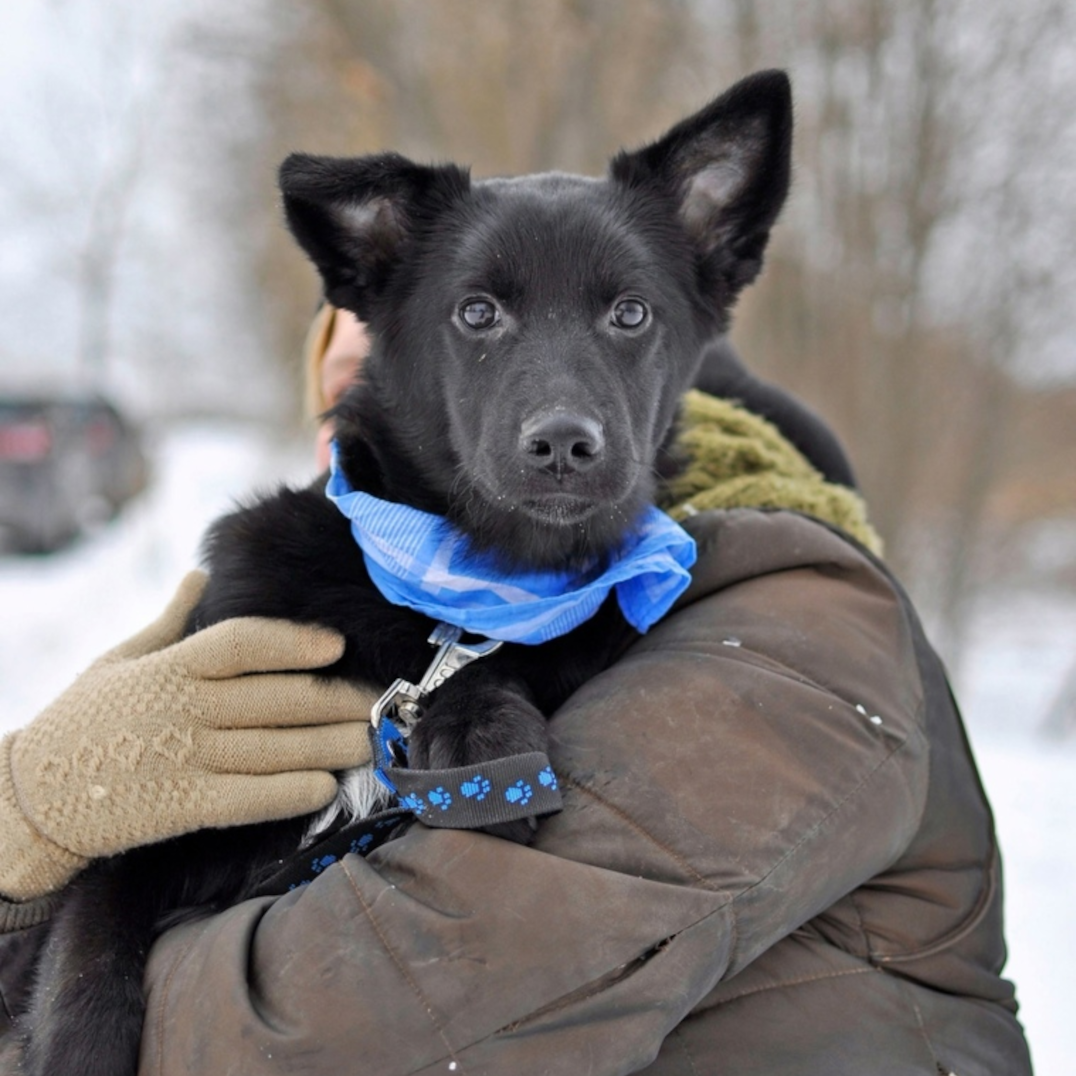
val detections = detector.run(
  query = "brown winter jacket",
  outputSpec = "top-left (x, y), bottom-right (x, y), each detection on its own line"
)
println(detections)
top-left (0, 506), bottom-right (1031, 1075)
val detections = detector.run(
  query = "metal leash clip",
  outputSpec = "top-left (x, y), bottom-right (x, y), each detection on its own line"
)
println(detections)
top-left (370, 623), bottom-right (503, 734)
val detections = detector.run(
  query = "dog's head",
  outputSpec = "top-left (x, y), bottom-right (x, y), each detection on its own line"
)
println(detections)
top-left (281, 71), bottom-right (792, 569)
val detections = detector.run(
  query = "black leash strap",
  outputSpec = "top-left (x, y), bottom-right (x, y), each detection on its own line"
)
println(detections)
top-left (251, 806), bottom-right (410, 897)
top-left (252, 732), bottom-right (563, 897)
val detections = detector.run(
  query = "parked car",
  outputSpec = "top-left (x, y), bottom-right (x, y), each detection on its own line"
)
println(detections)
top-left (0, 391), bottom-right (149, 553)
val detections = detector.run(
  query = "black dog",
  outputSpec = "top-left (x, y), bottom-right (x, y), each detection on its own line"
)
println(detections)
top-left (21, 70), bottom-right (850, 1076)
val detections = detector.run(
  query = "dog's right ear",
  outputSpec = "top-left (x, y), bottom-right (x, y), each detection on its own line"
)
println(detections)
top-left (279, 152), bottom-right (471, 317)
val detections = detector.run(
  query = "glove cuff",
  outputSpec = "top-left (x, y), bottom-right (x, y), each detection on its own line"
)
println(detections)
top-left (0, 735), bottom-right (87, 902)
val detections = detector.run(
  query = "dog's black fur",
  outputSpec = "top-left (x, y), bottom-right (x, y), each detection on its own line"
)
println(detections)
top-left (20, 71), bottom-right (854, 1076)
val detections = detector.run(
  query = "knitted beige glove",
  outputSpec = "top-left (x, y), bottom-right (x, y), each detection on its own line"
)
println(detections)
top-left (0, 571), bottom-right (378, 902)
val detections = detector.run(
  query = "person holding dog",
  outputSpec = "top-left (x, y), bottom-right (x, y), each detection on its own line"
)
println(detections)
top-left (0, 339), bottom-right (1032, 1073)
top-left (0, 65), bottom-right (1033, 1073)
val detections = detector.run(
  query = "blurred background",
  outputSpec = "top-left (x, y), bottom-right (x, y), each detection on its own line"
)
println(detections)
top-left (1, 0), bottom-right (1073, 1067)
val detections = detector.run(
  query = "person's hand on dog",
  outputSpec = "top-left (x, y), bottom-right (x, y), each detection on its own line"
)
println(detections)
top-left (0, 571), bottom-right (377, 902)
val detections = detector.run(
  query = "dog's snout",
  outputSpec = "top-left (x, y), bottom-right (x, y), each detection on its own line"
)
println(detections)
top-left (519, 411), bottom-right (605, 475)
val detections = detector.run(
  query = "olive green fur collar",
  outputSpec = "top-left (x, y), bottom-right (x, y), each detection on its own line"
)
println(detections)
top-left (659, 390), bottom-right (883, 557)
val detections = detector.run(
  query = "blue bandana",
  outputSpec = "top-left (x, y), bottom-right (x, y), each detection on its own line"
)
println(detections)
top-left (325, 444), bottom-right (696, 645)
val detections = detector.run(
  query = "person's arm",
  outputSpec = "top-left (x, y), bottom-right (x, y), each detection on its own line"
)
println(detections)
top-left (0, 573), bottom-right (377, 1041)
top-left (139, 510), bottom-right (929, 1076)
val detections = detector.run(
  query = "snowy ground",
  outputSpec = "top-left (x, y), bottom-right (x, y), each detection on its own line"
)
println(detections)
top-left (1, 423), bottom-right (1073, 1071)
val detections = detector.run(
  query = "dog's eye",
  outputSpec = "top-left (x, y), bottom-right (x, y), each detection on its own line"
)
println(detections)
top-left (611, 299), bottom-right (649, 330)
top-left (459, 300), bottom-right (500, 330)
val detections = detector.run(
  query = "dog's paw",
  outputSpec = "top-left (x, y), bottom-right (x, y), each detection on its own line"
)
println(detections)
top-left (408, 678), bottom-right (549, 772)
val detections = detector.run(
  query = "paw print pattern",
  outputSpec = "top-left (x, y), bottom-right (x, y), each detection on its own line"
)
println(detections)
top-left (350, 833), bottom-right (375, 855)
top-left (427, 786), bottom-right (453, 811)
top-left (387, 759), bottom-right (559, 828)
top-left (310, 854), bottom-right (338, 875)
top-left (460, 775), bottom-right (491, 801)
top-left (505, 780), bottom-right (533, 807)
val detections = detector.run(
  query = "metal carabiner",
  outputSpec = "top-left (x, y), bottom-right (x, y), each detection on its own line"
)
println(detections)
top-left (415, 623), bottom-right (504, 696)
top-left (370, 623), bottom-right (503, 733)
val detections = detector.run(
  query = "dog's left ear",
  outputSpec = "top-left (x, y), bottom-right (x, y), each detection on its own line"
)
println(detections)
top-left (610, 70), bottom-right (792, 300)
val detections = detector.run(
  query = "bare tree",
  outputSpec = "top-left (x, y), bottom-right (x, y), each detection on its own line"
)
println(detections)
top-left (0, 3), bottom-right (167, 389)
top-left (75, 101), bottom-right (154, 385)
top-left (711, 0), bottom-right (1076, 659)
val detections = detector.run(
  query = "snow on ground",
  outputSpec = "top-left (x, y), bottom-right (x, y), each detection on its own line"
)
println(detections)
top-left (1, 423), bottom-right (1073, 1071)
top-left (976, 740), bottom-right (1076, 1072)
top-left (956, 585), bottom-right (1076, 1072)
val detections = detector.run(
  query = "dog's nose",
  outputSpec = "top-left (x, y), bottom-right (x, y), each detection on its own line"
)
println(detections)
top-left (519, 411), bottom-right (605, 475)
